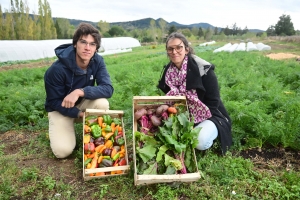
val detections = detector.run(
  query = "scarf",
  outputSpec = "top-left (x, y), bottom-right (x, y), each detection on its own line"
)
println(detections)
top-left (165, 56), bottom-right (212, 123)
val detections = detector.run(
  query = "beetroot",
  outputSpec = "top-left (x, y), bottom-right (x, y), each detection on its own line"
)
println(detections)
top-left (134, 108), bottom-right (147, 120)
top-left (156, 105), bottom-right (169, 116)
top-left (151, 115), bottom-right (162, 126)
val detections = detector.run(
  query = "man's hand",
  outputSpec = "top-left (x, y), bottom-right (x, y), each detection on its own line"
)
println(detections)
top-left (61, 89), bottom-right (84, 108)
top-left (79, 111), bottom-right (84, 118)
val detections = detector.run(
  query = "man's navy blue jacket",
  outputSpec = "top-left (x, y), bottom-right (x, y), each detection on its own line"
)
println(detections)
top-left (44, 44), bottom-right (114, 118)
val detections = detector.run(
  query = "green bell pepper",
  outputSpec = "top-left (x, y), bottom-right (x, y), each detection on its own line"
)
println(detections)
top-left (91, 124), bottom-right (102, 138)
top-left (103, 115), bottom-right (112, 125)
top-left (104, 125), bottom-right (112, 132)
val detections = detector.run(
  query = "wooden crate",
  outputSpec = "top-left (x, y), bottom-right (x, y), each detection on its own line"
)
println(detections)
top-left (132, 96), bottom-right (201, 185)
top-left (83, 109), bottom-right (130, 181)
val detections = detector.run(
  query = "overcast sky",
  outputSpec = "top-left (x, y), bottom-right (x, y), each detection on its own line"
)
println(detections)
top-left (1, 0), bottom-right (300, 31)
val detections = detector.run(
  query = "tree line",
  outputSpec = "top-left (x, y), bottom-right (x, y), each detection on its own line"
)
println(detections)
top-left (0, 0), bottom-right (298, 42)
top-left (0, 0), bottom-right (56, 40)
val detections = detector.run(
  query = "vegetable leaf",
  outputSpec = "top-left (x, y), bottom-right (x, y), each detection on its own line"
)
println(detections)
top-left (159, 126), bottom-right (186, 153)
top-left (156, 145), bottom-right (168, 162)
top-left (164, 165), bottom-right (177, 175)
top-left (143, 162), bottom-right (157, 175)
top-left (165, 154), bottom-right (182, 170)
top-left (136, 144), bottom-right (157, 163)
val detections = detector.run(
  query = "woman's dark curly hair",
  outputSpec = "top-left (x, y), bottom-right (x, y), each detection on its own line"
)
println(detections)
top-left (73, 22), bottom-right (101, 51)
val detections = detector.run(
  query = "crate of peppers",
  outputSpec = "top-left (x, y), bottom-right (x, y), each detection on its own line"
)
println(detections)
top-left (83, 109), bottom-right (130, 181)
top-left (132, 96), bottom-right (201, 185)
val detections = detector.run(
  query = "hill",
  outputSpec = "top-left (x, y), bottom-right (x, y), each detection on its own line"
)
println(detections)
top-left (65, 17), bottom-right (264, 33)
top-left (2, 13), bottom-right (264, 32)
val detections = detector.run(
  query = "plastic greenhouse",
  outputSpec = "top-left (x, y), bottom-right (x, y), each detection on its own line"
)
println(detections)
top-left (0, 37), bottom-right (141, 62)
top-left (213, 42), bottom-right (271, 53)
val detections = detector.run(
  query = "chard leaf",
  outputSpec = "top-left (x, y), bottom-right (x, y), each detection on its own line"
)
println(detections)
top-left (159, 126), bottom-right (186, 153)
top-left (156, 145), bottom-right (168, 162)
top-left (135, 131), bottom-right (158, 146)
top-left (136, 144), bottom-right (157, 163)
top-left (177, 112), bottom-right (190, 129)
top-left (184, 146), bottom-right (193, 172)
top-left (171, 116), bottom-right (179, 140)
top-left (164, 116), bottom-right (173, 128)
top-left (181, 126), bottom-right (201, 148)
top-left (143, 162), bottom-right (157, 175)
top-left (165, 154), bottom-right (183, 170)
top-left (164, 165), bottom-right (176, 175)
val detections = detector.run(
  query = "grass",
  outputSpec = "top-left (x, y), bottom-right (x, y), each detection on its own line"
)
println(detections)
top-left (0, 38), bottom-right (299, 199)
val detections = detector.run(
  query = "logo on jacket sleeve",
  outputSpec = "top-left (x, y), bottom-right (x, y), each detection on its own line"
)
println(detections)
top-left (90, 75), bottom-right (93, 80)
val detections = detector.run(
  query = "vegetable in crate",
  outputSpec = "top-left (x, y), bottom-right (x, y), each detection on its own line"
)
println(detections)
top-left (114, 135), bottom-right (125, 146)
top-left (103, 115), bottom-right (112, 125)
top-left (84, 142), bottom-right (95, 154)
top-left (104, 125), bottom-right (112, 132)
top-left (135, 111), bottom-right (201, 175)
top-left (83, 134), bottom-right (91, 144)
top-left (134, 105), bottom-right (172, 134)
top-left (91, 124), bottom-right (102, 138)
top-left (85, 116), bottom-right (98, 126)
top-left (94, 137), bottom-right (105, 146)
top-left (134, 108), bottom-right (147, 120)
top-left (156, 104), bottom-right (169, 116)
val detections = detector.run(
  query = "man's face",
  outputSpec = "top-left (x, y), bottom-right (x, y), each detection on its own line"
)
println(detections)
top-left (74, 34), bottom-right (97, 63)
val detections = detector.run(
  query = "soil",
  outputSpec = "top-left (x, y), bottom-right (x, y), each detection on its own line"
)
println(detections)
top-left (0, 131), bottom-right (83, 183)
top-left (265, 53), bottom-right (300, 60)
top-left (0, 60), bottom-right (51, 72)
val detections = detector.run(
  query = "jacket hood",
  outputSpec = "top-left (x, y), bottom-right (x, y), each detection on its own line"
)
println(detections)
top-left (191, 55), bottom-right (215, 75)
top-left (54, 43), bottom-right (92, 74)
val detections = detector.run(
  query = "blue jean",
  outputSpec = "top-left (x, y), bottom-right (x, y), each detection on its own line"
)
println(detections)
top-left (195, 120), bottom-right (218, 150)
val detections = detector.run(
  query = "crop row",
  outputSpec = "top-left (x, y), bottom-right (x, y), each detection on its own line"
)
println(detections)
top-left (0, 46), bottom-right (299, 151)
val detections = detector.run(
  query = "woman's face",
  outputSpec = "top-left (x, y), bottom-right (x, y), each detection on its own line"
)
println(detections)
top-left (166, 38), bottom-right (189, 68)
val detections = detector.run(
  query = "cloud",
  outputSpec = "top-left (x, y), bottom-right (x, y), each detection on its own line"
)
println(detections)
top-left (1, 0), bottom-right (299, 30)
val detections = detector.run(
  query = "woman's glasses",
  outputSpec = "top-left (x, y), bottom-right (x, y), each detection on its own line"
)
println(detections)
top-left (166, 42), bottom-right (184, 54)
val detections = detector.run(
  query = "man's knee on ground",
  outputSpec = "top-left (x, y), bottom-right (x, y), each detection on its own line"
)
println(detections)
top-left (52, 145), bottom-right (74, 158)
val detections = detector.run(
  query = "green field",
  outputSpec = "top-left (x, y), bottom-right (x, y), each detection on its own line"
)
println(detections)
top-left (0, 41), bottom-right (300, 199)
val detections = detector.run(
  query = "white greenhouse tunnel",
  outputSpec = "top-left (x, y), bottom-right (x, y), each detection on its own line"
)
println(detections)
top-left (213, 42), bottom-right (271, 53)
top-left (199, 41), bottom-right (216, 46)
top-left (0, 37), bottom-right (141, 62)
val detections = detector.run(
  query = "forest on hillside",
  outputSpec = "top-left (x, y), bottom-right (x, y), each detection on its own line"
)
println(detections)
top-left (0, 0), bottom-right (299, 43)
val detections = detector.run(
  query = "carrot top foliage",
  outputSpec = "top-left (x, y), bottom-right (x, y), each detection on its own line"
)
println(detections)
top-left (0, 43), bottom-right (300, 199)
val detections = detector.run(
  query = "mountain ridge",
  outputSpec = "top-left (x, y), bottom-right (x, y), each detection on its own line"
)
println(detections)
top-left (65, 17), bottom-right (264, 33)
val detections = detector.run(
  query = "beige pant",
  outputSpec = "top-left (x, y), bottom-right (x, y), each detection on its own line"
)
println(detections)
top-left (48, 98), bottom-right (109, 158)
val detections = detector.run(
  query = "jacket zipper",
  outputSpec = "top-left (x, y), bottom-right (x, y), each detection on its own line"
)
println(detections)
top-left (217, 109), bottom-right (229, 122)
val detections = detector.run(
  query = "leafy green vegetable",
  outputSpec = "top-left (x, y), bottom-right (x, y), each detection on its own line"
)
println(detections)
top-left (136, 145), bottom-right (157, 163)
top-left (134, 110), bottom-right (201, 175)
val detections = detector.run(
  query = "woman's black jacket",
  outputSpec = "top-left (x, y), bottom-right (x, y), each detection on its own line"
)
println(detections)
top-left (157, 55), bottom-right (232, 154)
